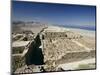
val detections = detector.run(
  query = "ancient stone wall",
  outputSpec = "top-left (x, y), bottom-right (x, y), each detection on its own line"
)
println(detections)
top-left (12, 47), bottom-right (25, 54)
top-left (12, 56), bottom-right (26, 73)
top-left (44, 32), bottom-right (81, 39)
top-left (44, 32), bottom-right (67, 38)
top-left (56, 50), bottom-right (95, 64)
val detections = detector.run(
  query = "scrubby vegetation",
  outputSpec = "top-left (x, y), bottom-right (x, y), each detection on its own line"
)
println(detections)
top-left (77, 63), bottom-right (95, 69)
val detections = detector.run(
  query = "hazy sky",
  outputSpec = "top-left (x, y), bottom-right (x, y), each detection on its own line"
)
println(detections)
top-left (12, 1), bottom-right (96, 27)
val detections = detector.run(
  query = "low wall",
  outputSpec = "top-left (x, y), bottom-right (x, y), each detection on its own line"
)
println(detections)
top-left (12, 56), bottom-right (26, 73)
top-left (56, 50), bottom-right (95, 65)
top-left (12, 47), bottom-right (25, 54)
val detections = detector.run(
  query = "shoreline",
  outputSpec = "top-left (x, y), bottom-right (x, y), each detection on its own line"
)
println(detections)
top-left (48, 25), bottom-right (95, 38)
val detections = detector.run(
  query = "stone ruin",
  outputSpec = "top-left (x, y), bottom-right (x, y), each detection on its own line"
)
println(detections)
top-left (41, 31), bottom-right (95, 71)
top-left (12, 31), bottom-right (34, 73)
top-left (12, 29), bottom-right (96, 74)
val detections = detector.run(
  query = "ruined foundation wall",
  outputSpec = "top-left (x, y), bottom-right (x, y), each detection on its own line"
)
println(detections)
top-left (12, 47), bottom-right (25, 54)
top-left (12, 56), bottom-right (26, 72)
top-left (44, 32), bottom-right (81, 39)
top-left (56, 50), bottom-right (95, 64)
